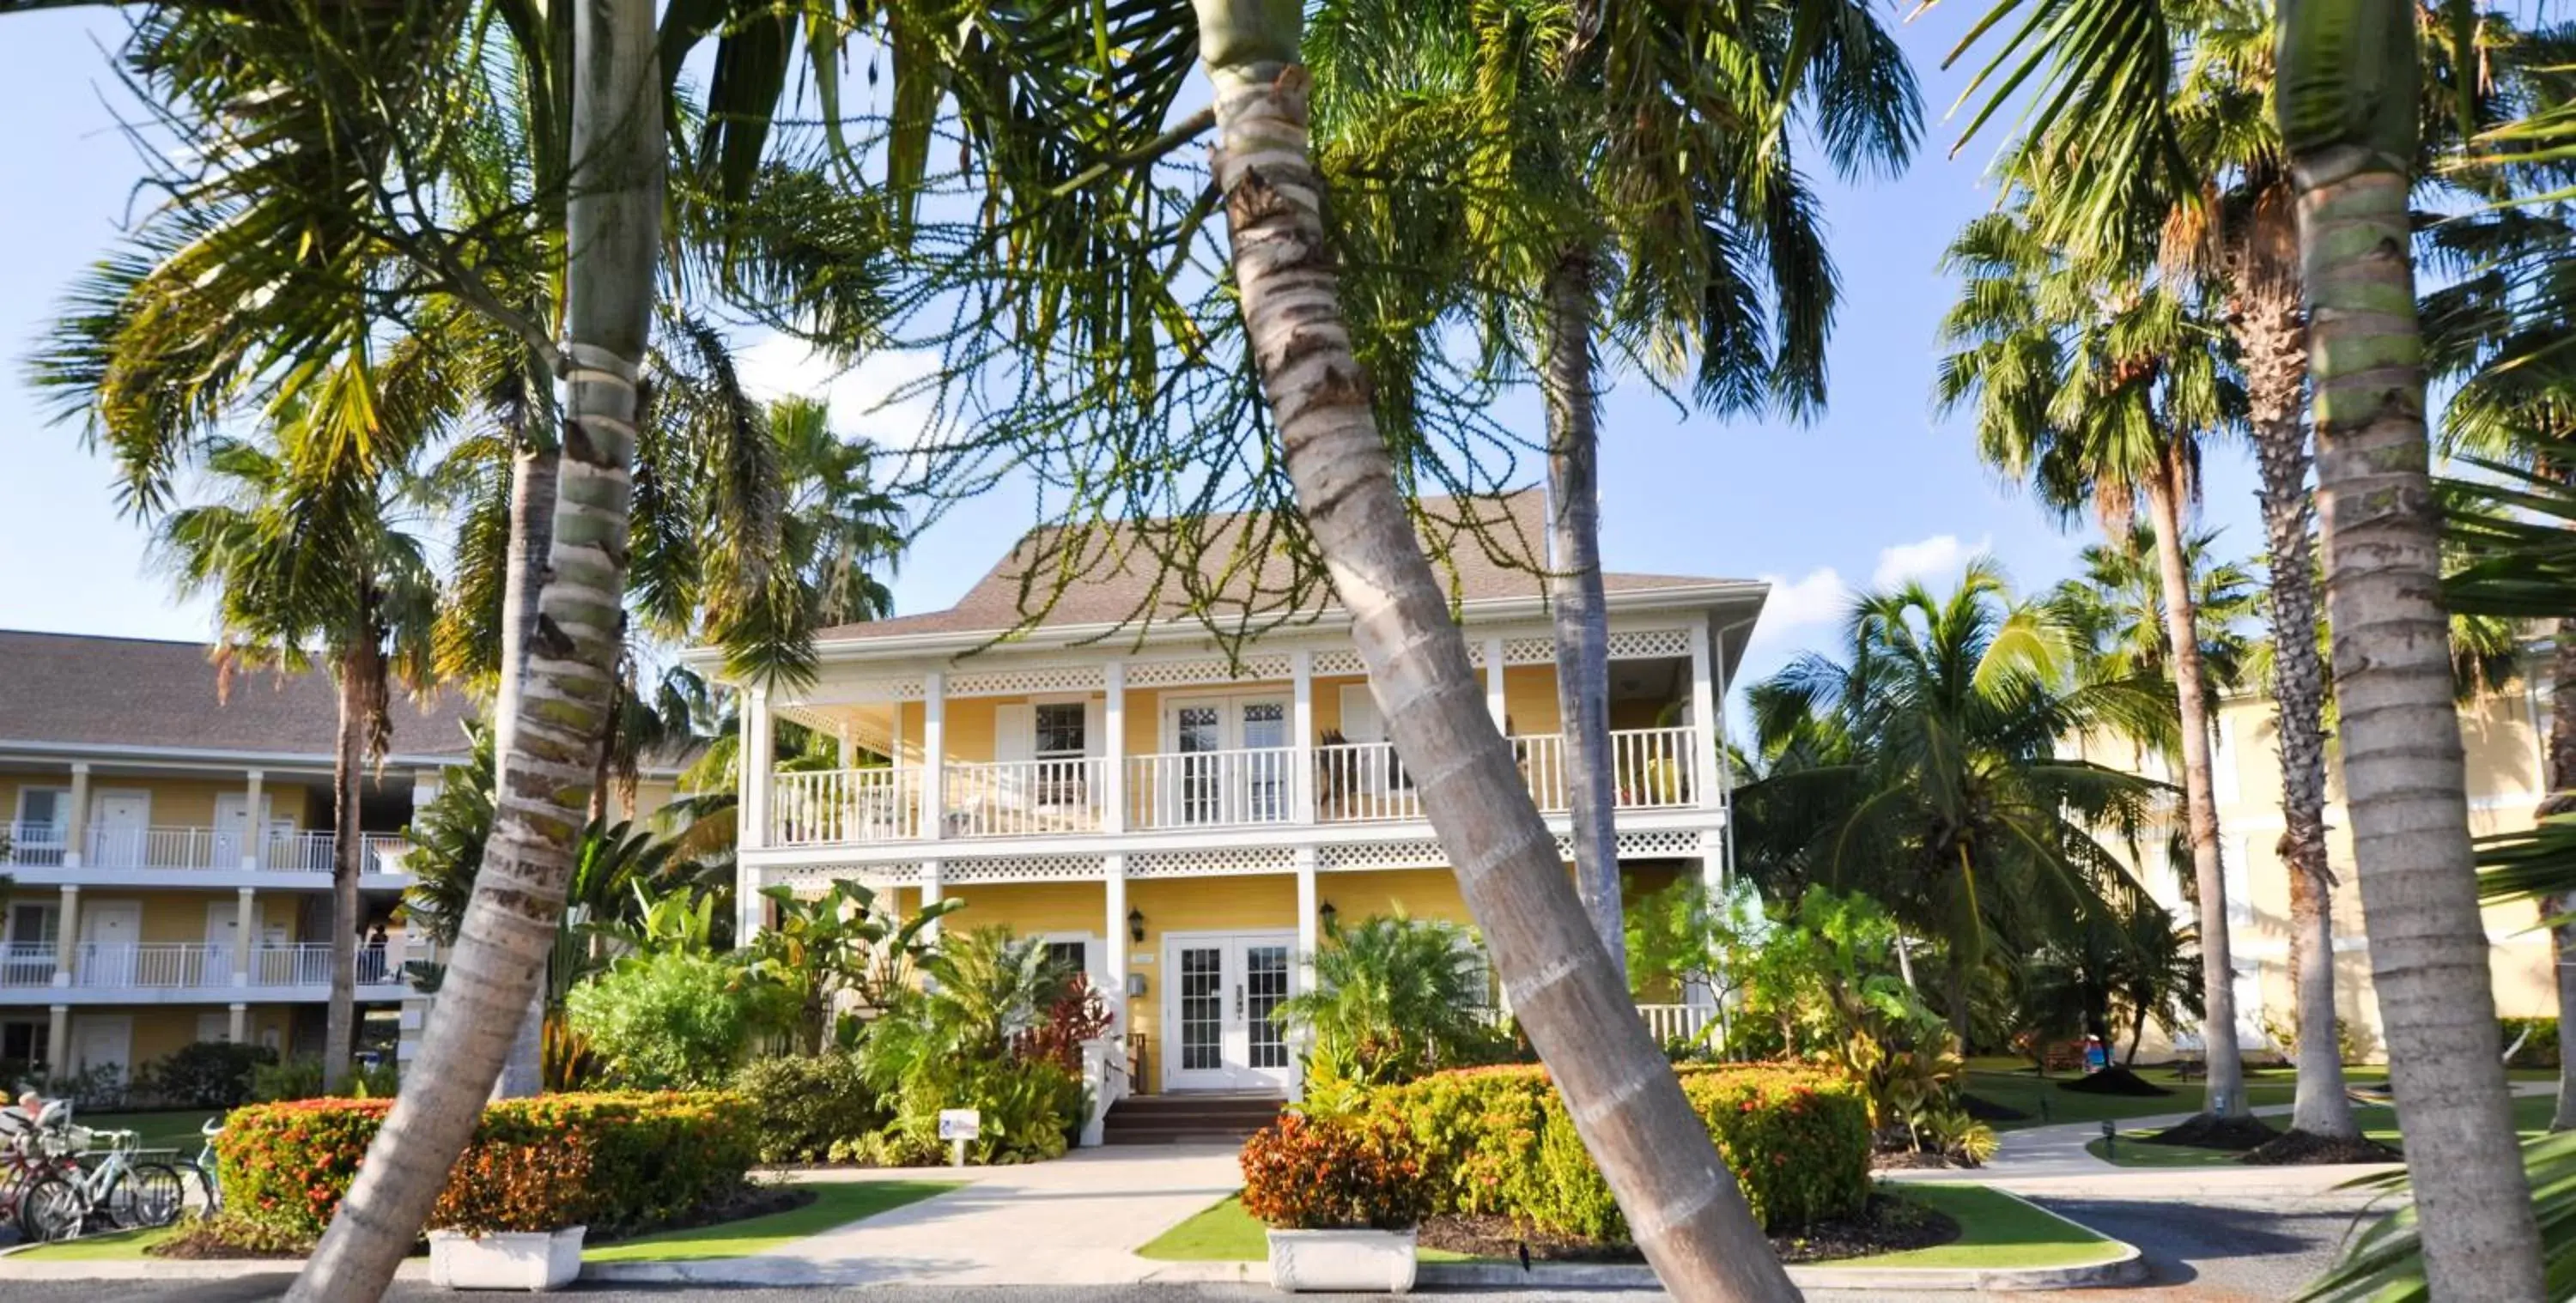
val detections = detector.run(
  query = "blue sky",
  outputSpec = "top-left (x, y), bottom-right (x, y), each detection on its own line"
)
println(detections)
top-left (0, 7), bottom-right (2268, 690)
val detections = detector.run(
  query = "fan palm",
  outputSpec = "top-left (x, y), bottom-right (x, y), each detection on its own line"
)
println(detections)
top-left (1936, 198), bottom-right (2256, 1120)
top-left (159, 379), bottom-right (440, 1094)
top-left (2052, 521), bottom-right (2261, 702)
top-left (1741, 561), bottom-right (2172, 1042)
top-left (1273, 912), bottom-right (1494, 1085)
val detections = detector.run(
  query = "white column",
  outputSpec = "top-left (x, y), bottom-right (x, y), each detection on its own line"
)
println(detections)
top-left (1103, 855), bottom-right (1129, 1037)
top-left (52, 886), bottom-right (77, 988)
top-left (920, 673), bottom-right (947, 841)
top-left (240, 770), bottom-right (265, 870)
top-left (1103, 662), bottom-right (1128, 833)
top-left (1483, 636), bottom-right (1509, 730)
top-left (1291, 650), bottom-right (1316, 823)
top-left (234, 888), bottom-right (257, 988)
top-left (837, 722), bottom-right (855, 770)
top-left (920, 859), bottom-right (944, 942)
top-left (1688, 621), bottom-right (1722, 809)
top-left (411, 768), bottom-right (443, 808)
top-left (62, 763), bottom-right (90, 869)
top-left (46, 1006), bottom-right (68, 1072)
top-left (228, 1003), bottom-right (247, 1045)
top-left (1293, 846), bottom-right (1320, 1103)
top-left (737, 686), bottom-right (775, 943)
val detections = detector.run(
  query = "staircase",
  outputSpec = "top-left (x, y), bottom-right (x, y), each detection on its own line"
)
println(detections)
top-left (1102, 1091), bottom-right (1285, 1146)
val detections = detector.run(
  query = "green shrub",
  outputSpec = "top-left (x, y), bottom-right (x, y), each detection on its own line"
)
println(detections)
top-left (2505, 1017), bottom-right (2561, 1070)
top-left (568, 951), bottom-right (788, 1089)
top-left (248, 1054), bottom-right (398, 1102)
top-left (730, 1052), bottom-right (888, 1163)
top-left (215, 1091), bottom-right (751, 1246)
top-left (1366, 1063), bottom-right (1868, 1238)
top-left (853, 928), bottom-right (1096, 1165)
top-left (1240, 1112), bottom-right (1431, 1231)
top-left (136, 1041), bottom-right (277, 1108)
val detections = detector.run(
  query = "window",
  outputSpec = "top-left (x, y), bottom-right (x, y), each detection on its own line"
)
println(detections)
top-left (0, 1021), bottom-right (40, 1064)
top-left (9, 790), bottom-right (67, 864)
top-left (1034, 703), bottom-right (1089, 806)
top-left (4, 904), bottom-right (58, 946)
top-left (1043, 939), bottom-right (1091, 998)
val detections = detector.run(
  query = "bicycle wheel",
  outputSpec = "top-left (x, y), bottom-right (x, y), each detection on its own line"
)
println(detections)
top-left (102, 1163), bottom-right (185, 1230)
top-left (172, 1160), bottom-right (219, 1218)
top-left (16, 1176), bottom-right (82, 1243)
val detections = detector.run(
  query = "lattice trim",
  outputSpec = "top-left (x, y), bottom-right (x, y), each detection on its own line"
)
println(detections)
top-left (946, 664), bottom-right (1106, 697)
top-left (1126, 654), bottom-right (1294, 688)
top-left (1502, 637), bottom-right (1557, 665)
top-left (764, 861), bottom-right (922, 893)
top-left (1129, 846), bottom-right (1297, 877)
top-left (805, 676), bottom-right (925, 703)
top-left (940, 854), bottom-right (1106, 884)
top-left (1617, 828), bottom-right (1706, 859)
top-left (1317, 839), bottom-right (1446, 871)
top-left (1309, 649), bottom-right (1365, 676)
top-left (1607, 628), bottom-right (1692, 661)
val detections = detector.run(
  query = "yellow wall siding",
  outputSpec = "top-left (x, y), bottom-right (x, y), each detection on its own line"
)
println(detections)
top-left (72, 893), bottom-right (306, 946)
top-left (1502, 667), bottom-right (1561, 735)
top-left (940, 882), bottom-right (1111, 939)
top-left (0, 775), bottom-right (331, 832)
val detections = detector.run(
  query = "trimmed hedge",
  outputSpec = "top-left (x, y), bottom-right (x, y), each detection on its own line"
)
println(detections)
top-left (216, 1091), bottom-right (751, 1244)
top-left (1365, 1063), bottom-right (1869, 1238)
top-left (2504, 1017), bottom-right (2561, 1070)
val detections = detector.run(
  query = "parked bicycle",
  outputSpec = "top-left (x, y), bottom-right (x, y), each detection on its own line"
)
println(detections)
top-left (15, 1108), bottom-right (185, 1242)
top-left (171, 1118), bottom-right (222, 1217)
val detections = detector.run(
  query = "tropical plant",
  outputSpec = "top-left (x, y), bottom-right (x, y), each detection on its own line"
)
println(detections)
top-left (855, 928), bottom-right (1091, 1164)
top-left (2019, 894), bottom-right (2204, 1066)
top-left (2051, 523), bottom-right (2260, 706)
top-left (747, 878), bottom-right (959, 1053)
top-left (160, 414), bottom-right (440, 1094)
top-left (1274, 912), bottom-right (1498, 1093)
top-left (565, 949), bottom-right (790, 1091)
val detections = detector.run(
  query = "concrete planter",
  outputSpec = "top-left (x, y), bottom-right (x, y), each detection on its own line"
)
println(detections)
top-left (427, 1226), bottom-right (586, 1291)
top-left (1266, 1227), bottom-right (1417, 1294)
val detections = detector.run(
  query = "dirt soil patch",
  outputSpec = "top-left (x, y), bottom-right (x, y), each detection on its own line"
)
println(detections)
top-left (2057, 1066), bottom-right (2173, 1097)
top-left (2143, 1114), bottom-right (2281, 1151)
top-left (2240, 1130), bottom-right (2402, 1166)
top-left (1416, 1194), bottom-right (1956, 1266)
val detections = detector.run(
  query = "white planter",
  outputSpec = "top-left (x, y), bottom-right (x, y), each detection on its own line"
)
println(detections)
top-left (427, 1226), bottom-right (586, 1291)
top-left (1266, 1227), bottom-right (1418, 1294)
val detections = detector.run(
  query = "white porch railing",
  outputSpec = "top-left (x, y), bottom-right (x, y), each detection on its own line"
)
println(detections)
top-left (1637, 1003), bottom-right (1718, 1045)
top-left (41, 827), bottom-right (411, 874)
top-left (945, 758), bottom-right (1107, 838)
top-left (0, 942), bottom-right (57, 987)
top-left (3, 821), bottom-right (67, 866)
top-left (1127, 748), bottom-right (1297, 830)
top-left (76, 942), bottom-right (222, 989)
top-left (253, 943), bottom-right (334, 987)
top-left (767, 725), bottom-right (1710, 846)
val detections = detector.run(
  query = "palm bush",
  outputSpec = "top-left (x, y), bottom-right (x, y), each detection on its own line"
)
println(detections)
top-left (566, 951), bottom-right (791, 1091)
top-left (1275, 913), bottom-right (1502, 1093)
top-left (854, 928), bottom-right (1091, 1165)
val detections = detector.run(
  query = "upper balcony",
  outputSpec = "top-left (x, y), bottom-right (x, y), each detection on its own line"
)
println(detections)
top-left (0, 938), bottom-right (428, 1005)
top-left (3, 821), bottom-right (412, 884)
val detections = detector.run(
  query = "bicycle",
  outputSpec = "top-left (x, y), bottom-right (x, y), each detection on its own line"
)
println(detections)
top-left (170, 1118), bottom-right (222, 1217)
top-left (16, 1116), bottom-right (185, 1242)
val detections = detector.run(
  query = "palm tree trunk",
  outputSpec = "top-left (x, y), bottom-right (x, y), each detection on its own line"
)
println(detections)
top-left (2278, 3), bottom-right (2542, 1285)
top-left (1193, 28), bottom-right (1793, 1298)
top-left (1540, 251), bottom-right (1622, 981)
top-left (2142, 461), bottom-right (2248, 1118)
top-left (2241, 273), bottom-right (2358, 1139)
top-left (2543, 620), bottom-right (2576, 1130)
top-left (290, 1), bottom-right (661, 1294)
top-left (323, 646), bottom-right (370, 1095)
top-left (489, 433), bottom-right (559, 1102)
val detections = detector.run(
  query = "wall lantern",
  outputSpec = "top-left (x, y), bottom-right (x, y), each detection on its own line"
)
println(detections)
top-left (1127, 908), bottom-right (1146, 943)
top-left (1317, 900), bottom-right (1338, 932)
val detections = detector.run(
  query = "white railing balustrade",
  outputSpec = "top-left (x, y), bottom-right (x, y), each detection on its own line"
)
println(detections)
top-left (0, 942), bottom-right (58, 987)
top-left (360, 833), bottom-right (411, 873)
top-left (944, 758), bottom-right (1106, 838)
top-left (1313, 742), bottom-right (1419, 823)
top-left (1127, 748), bottom-right (1297, 830)
top-left (1609, 726), bottom-right (1698, 809)
top-left (84, 827), bottom-right (224, 871)
top-left (52, 826), bottom-right (403, 873)
top-left (1637, 1003), bottom-right (1717, 1045)
top-left (1513, 735), bottom-right (1570, 814)
top-left (263, 831), bottom-right (336, 873)
top-left (3, 821), bottom-right (67, 866)
top-left (76, 942), bottom-right (224, 989)
top-left (253, 943), bottom-right (335, 988)
top-left (774, 767), bottom-right (920, 845)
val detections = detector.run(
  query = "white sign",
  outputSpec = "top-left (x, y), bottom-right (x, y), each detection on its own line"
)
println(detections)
top-left (937, 1108), bottom-right (982, 1142)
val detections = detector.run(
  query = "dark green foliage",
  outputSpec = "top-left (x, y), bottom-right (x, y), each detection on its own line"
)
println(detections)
top-left (729, 1051), bottom-right (889, 1163)
top-left (134, 1041), bottom-right (278, 1108)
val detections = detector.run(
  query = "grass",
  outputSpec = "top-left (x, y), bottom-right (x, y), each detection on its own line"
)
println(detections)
top-left (581, 1179), bottom-right (960, 1263)
top-left (1136, 1185), bottom-right (2119, 1272)
top-left (2081, 1089), bottom-right (2557, 1167)
top-left (73, 1109), bottom-right (221, 1157)
top-left (9, 1225), bottom-right (188, 1261)
top-left (1962, 1064), bottom-right (2297, 1131)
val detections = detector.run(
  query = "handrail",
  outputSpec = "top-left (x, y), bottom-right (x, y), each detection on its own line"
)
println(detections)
top-left (1127, 748), bottom-right (1296, 830)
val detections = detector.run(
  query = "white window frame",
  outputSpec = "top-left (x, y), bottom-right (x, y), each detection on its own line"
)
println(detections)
top-left (3, 902), bottom-right (60, 946)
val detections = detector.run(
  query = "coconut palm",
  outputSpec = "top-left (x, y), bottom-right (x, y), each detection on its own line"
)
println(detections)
top-left (1936, 199), bottom-right (2257, 1124)
top-left (160, 387), bottom-right (440, 1094)
top-left (2052, 522), bottom-right (2261, 703)
top-left (1741, 562), bottom-right (2173, 1040)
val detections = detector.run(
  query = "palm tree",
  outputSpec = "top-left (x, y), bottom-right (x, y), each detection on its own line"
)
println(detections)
top-left (1741, 561), bottom-right (2172, 1041)
top-left (1936, 201), bottom-right (2257, 1125)
top-left (2052, 522), bottom-right (2262, 702)
top-left (161, 395), bottom-right (440, 1094)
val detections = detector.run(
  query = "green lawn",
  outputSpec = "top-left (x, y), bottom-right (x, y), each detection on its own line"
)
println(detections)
top-left (2082, 1090), bottom-right (2555, 1167)
top-left (1962, 1066), bottom-right (2297, 1131)
top-left (583, 1179), bottom-right (960, 1263)
top-left (9, 1225), bottom-right (189, 1261)
top-left (72, 1109), bottom-right (221, 1158)
top-left (1138, 1185), bottom-right (2118, 1271)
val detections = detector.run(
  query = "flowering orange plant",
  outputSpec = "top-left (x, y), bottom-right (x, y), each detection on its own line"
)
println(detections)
top-left (1238, 1112), bottom-right (1431, 1231)
top-left (429, 1140), bottom-right (596, 1236)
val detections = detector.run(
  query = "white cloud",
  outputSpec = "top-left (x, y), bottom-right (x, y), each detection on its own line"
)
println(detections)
top-left (733, 335), bottom-right (945, 452)
top-left (1748, 566), bottom-right (1848, 650)
top-left (1869, 533), bottom-right (1988, 591)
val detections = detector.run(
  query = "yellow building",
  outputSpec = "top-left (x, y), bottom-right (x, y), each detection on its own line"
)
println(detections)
top-left (0, 631), bottom-right (477, 1082)
top-left (706, 495), bottom-right (1765, 1112)
top-left (2066, 684), bottom-right (2559, 1059)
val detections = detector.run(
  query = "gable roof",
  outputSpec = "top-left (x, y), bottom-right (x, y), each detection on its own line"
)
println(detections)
top-left (0, 630), bottom-right (479, 763)
top-left (811, 490), bottom-right (1753, 645)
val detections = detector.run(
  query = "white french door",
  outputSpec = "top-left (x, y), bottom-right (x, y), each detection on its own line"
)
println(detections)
top-left (1164, 695), bottom-right (1291, 826)
top-left (1162, 931), bottom-right (1298, 1094)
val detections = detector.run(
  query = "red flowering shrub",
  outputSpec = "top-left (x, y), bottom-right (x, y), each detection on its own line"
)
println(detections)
top-left (1364, 1063), bottom-right (1868, 1239)
top-left (428, 1140), bottom-right (594, 1236)
top-left (1239, 1112), bottom-right (1431, 1231)
top-left (1012, 977), bottom-right (1115, 1074)
top-left (215, 1090), bottom-right (750, 1246)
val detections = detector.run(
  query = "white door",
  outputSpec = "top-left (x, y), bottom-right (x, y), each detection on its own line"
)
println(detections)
top-left (1163, 931), bottom-right (1298, 1094)
top-left (197, 1012), bottom-right (231, 1045)
top-left (204, 900), bottom-right (240, 985)
top-left (1164, 697), bottom-right (1291, 826)
top-left (77, 901), bottom-right (142, 988)
top-left (68, 1015), bottom-right (132, 1081)
top-left (88, 792), bottom-right (149, 867)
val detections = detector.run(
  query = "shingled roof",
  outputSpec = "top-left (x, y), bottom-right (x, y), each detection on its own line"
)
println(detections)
top-left (813, 489), bottom-right (1747, 645)
top-left (0, 631), bottom-right (479, 761)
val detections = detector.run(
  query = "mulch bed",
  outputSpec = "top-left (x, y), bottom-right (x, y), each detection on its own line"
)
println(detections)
top-left (2142, 1114), bottom-right (2280, 1151)
top-left (149, 1183), bottom-right (813, 1259)
top-left (1414, 1194), bottom-right (1957, 1266)
top-left (2240, 1130), bottom-right (2402, 1166)
top-left (1959, 1092), bottom-right (2031, 1123)
top-left (2058, 1066), bottom-right (2173, 1097)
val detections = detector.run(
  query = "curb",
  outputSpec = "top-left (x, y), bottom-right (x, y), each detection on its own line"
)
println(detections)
top-left (0, 1258), bottom-right (431, 1282)
top-left (1415, 1245), bottom-right (2146, 1294)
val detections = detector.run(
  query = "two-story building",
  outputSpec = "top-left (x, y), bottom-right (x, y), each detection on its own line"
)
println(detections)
top-left (0, 631), bottom-right (468, 1080)
top-left (712, 494), bottom-right (1766, 1100)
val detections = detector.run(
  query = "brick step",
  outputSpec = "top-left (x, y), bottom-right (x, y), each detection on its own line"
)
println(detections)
top-left (1102, 1093), bottom-right (1283, 1145)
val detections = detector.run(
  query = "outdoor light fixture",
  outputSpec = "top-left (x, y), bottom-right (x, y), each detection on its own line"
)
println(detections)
top-left (1318, 900), bottom-right (1338, 930)
top-left (2099, 1119), bottom-right (2116, 1161)
top-left (1128, 908), bottom-right (1146, 943)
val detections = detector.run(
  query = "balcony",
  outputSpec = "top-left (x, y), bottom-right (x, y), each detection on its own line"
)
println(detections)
top-left (0, 942), bottom-right (422, 994)
top-left (1, 824), bottom-right (410, 876)
top-left (769, 725), bottom-right (1706, 848)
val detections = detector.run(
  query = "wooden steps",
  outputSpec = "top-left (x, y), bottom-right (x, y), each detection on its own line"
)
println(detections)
top-left (1101, 1091), bottom-right (1284, 1146)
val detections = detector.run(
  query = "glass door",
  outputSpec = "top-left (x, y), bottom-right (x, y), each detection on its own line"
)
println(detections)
top-left (1161, 932), bottom-right (1300, 1094)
